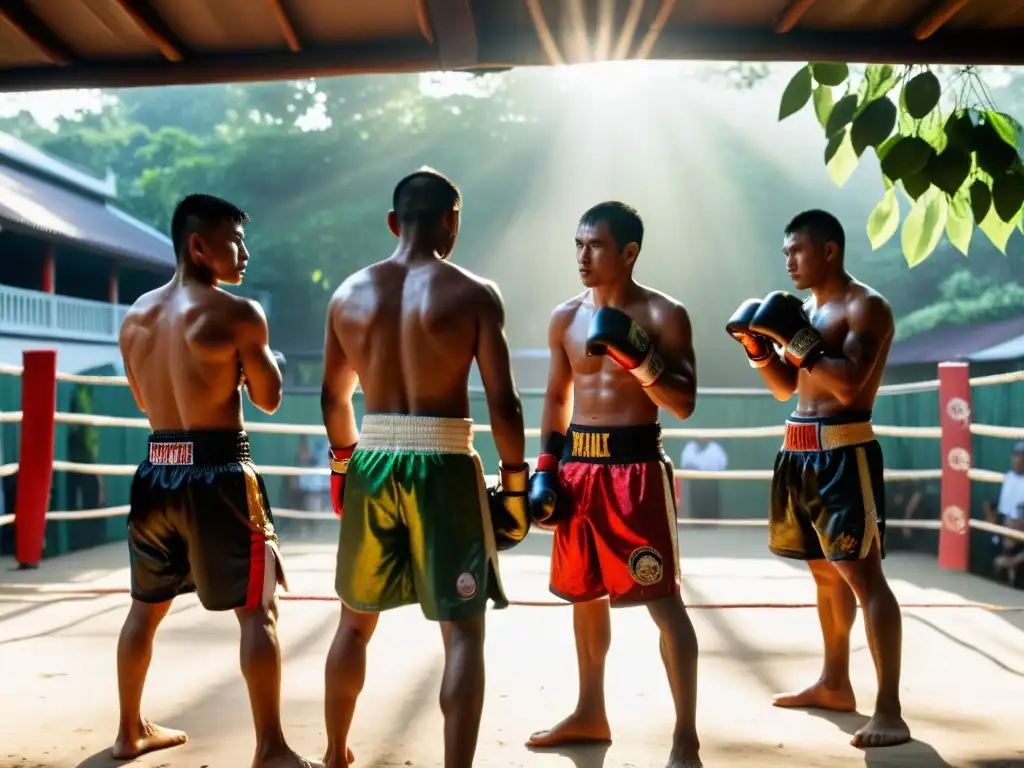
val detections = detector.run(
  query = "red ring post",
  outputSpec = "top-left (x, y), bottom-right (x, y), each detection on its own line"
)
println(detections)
top-left (14, 349), bottom-right (57, 569)
top-left (937, 361), bottom-right (971, 571)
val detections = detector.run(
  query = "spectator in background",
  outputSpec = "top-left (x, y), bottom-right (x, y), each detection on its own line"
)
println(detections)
top-left (982, 442), bottom-right (1024, 580)
top-left (680, 437), bottom-right (728, 519)
top-left (993, 502), bottom-right (1024, 588)
top-left (886, 479), bottom-right (939, 554)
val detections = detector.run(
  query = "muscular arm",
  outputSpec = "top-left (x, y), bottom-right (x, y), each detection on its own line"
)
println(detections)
top-left (645, 303), bottom-right (696, 421)
top-left (118, 318), bottom-right (145, 413)
top-left (237, 299), bottom-right (283, 414)
top-left (808, 294), bottom-right (893, 406)
top-left (321, 298), bottom-right (359, 449)
top-left (475, 283), bottom-right (525, 468)
top-left (540, 307), bottom-right (574, 447)
top-left (757, 356), bottom-right (799, 402)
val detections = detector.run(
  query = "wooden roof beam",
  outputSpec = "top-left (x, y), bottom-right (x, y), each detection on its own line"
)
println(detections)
top-left (914, 0), bottom-right (973, 40)
top-left (635, 0), bottom-right (677, 60)
top-left (416, 0), bottom-right (479, 69)
top-left (110, 0), bottom-right (186, 62)
top-left (774, 0), bottom-right (820, 34)
top-left (524, 0), bottom-right (565, 66)
top-left (267, 0), bottom-right (301, 52)
top-left (0, 1), bottom-right (76, 65)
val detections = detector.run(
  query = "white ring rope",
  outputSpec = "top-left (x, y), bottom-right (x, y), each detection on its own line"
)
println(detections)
top-left (971, 423), bottom-right (1024, 440)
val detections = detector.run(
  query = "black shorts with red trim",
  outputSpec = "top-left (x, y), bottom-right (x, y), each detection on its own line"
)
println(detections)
top-left (127, 430), bottom-right (285, 611)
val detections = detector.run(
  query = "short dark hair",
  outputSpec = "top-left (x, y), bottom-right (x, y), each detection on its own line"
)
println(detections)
top-left (170, 194), bottom-right (249, 262)
top-left (785, 209), bottom-right (845, 254)
top-left (392, 167), bottom-right (461, 227)
top-left (579, 201), bottom-right (644, 252)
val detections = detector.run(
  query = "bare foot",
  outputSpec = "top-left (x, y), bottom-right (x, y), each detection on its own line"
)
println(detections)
top-left (112, 720), bottom-right (188, 760)
top-left (666, 733), bottom-right (702, 767)
top-left (851, 712), bottom-right (911, 748)
top-left (324, 747), bottom-right (356, 766)
top-left (526, 711), bottom-right (612, 747)
top-left (772, 679), bottom-right (856, 712)
top-left (253, 746), bottom-right (328, 768)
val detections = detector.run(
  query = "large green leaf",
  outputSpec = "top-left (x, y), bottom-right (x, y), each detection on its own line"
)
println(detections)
top-left (944, 111), bottom-right (975, 151)
top-left (880, 136), bottom-right (933, 180)
top-left (978, 205), bottom-right (1020, 253)
top-left (903, 71), bottom-right (941, 119)
top-left (986, 111), bottom-right (1018, 148)
top-left (825, 94), bottom-right (859, 138)
top-left (945, 193), bottom-right (973, 255)
top-left (811, 63), bottom-right (849, 87)
top-left (850, 96), bottom-right (896, 156)
top-left (827, 130), bottom-right (859, 187)
top-left (901, 187), bottom-right (948, 267)
top-left (866, 187), bottom-right (899, 249)
top-left (901, 172), bottom-right (930, 201)
top-left (926, 147), bottom-right (971, 196)
top-left (812, 85), bottom-right (833, 129)
top-left (970, 180), bottom-right (992, 222)
top-left (975, 119), bottom-right (1018, 176)
top-left (992, 171), bottom-right (1024, 223)
top-left (779, 66), bottom-right (813, 121)
top-left (864, 64), bottom-right (899, 103)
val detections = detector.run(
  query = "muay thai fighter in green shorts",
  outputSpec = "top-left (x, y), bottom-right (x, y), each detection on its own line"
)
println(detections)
top-left (319, 168), bottom-right (529, 768)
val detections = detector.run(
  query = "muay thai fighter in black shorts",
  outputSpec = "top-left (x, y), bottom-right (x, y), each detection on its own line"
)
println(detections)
top-left (726, 209), bottom-right (911, 749)
top-left (115, 194), bottom-right (321, 767)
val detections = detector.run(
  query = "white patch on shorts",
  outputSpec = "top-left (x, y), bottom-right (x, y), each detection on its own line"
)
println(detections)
top-left (455, 572), bottom-right (477, 600)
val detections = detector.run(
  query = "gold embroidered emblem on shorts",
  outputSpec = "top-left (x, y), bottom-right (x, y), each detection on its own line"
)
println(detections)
top-left (830, 533), bottom-right (857, 556)
top-left (628, 546), bottom-right (664, 585)
top-left (571, 431), bottom-right (611, 459)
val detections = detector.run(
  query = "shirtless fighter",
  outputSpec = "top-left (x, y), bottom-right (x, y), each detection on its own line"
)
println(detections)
top-left (527, 202), bottom-right (701, 767)
top-left (320, 168), bottom-right (528, 768)
top-left (116, 194), bottom-right (318, 767)
top-left (726, 209), bottom-right (911, 748)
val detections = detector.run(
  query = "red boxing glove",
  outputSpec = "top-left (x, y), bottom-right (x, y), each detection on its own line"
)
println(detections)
top-left (329, 444), bottom-right (356, 519)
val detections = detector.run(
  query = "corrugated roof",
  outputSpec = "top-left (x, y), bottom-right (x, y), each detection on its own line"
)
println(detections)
top-left (1, 0), bottom-right (1023, 92)
top-left (0, 155), bottom-right (174, 270)
top-left (889, 316), bottom-right (1024, 366)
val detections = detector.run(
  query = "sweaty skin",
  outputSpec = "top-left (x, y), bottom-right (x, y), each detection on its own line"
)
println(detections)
top-left (530, 218), bottom-right (701, 768)
top-left (117, 259), bottom-right (317, 767)
top-left (756, 229), bottom-right (910, 749)
top-left (320, 242), bottom-right (524, 768)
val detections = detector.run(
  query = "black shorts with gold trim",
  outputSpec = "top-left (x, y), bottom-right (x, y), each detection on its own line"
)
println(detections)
top-left (128, 430), bottom-right (285, 611)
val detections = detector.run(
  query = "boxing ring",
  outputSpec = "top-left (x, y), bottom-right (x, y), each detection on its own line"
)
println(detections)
top-left (1, 352), bottom-right (1024, 767)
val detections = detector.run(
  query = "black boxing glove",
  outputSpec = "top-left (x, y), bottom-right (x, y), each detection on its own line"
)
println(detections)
top-left (488, 463), bottom-right (531, 551)
top-left (749, 291), bottom-right (823, 369)
top-left (586, 307), bottom-right (664, 387)
top-left (272, 350), bottom-right (287, 373)
top-left (726, 299), bottom-right (774, 369)
top-left (528, 432), bottom-right (565, 526)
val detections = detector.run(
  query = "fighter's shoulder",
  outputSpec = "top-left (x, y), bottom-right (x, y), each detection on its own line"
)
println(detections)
top-left (639, 285), bottom-right (690, 325)
top-left (549, 293), bottom-right (586, 330)
top-left (214, 288), bottom-right (266, 326)
top-left (846, 281), bottom-right (892, 328)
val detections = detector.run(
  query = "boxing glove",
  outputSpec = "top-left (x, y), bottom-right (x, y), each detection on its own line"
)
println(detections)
top-left (272, 350), bottom-right (287, 374)
top-left (726, 299), bottom-right (774, 368)
top-left (528, 432), bottom-right (566, 526)
top-left (329, 444), bottom-right (356, 518)
top-left (488, 463), bottom-right (531, 551)
top-left (749, 291), bottom-right (823, 368)
top-left (586, 307), bottom-right (665, 387)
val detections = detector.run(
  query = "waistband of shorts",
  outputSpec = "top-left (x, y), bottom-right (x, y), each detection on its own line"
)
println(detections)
top-left (357, 414), bottom-right (474, 455)
top-left (563, 423), bottom-right (665, 464)
top-left (147, 430), bottom-right (250, 465)
top-left (783, 412), bottom-right (874, 452)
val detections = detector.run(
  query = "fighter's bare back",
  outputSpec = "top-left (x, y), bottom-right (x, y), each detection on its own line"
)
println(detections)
top-left (792, 280), bottom-right (893, 418)
top-left (554, 286), bottom-right (686, 426)
top-left (119, 282), bottom-right (275, 431)
top-left (325, 256), bottom-right (504, 417)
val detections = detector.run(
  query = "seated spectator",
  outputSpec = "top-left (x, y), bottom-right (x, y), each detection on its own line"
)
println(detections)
top-left (680, 438), bottom-right (728, 519)
top-left (994, 502), bottom-right (1024, 588)
top-left (982, 442), bottom-right (1024, 579)
top-left (887, 479), bottom-right (939, 553)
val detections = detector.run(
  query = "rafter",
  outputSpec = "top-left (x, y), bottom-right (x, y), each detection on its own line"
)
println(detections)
top-left (774, 0), bottom-right (820, 34)
top-left (914, 0), bottom-right (973, 40)
top-left (0, 1), bottom-right (75, 65)
top-left (634, 0), bottom-right (676, 60)
top-left (267, 0), bottom-right (301, 52)
top-left (110, 0), bottom-right (185, 62)
top-left (524, 0), bottom-right (565, 67)
top-left (612, 0), bottom-right (645, 61)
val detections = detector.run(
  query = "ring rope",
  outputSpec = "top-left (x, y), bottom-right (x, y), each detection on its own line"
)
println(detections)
top-left (1, 362), bottom-right (1021, 397)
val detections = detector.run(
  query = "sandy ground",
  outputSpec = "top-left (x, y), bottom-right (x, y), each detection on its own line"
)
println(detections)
top-left (1, 526), bottom-right (1023, 768)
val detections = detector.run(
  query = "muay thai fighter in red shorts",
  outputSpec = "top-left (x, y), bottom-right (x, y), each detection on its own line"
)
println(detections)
top-left (526, 202), bottom-right (702, 768)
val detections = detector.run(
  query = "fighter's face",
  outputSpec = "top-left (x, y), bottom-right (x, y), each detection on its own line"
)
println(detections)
top-left (191, 220), bottom-right (249, 285)
top-left (783, 229), bottom-right (830, 291)
top-left (575, 220), bottom-right (635, 288)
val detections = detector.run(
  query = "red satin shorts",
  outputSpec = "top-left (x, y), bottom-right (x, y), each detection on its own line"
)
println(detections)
top-left (549, 423), bottom-right (680, 605)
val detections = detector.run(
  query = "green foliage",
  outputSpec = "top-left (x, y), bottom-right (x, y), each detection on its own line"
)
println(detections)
top-left (779, 64), bottom-right (1024, 266)
top-left (895, 270), bottom-right (1024, 340)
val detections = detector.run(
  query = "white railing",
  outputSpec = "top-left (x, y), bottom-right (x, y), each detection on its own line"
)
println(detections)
top-left (0, 285), bottom-right (126, 343)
